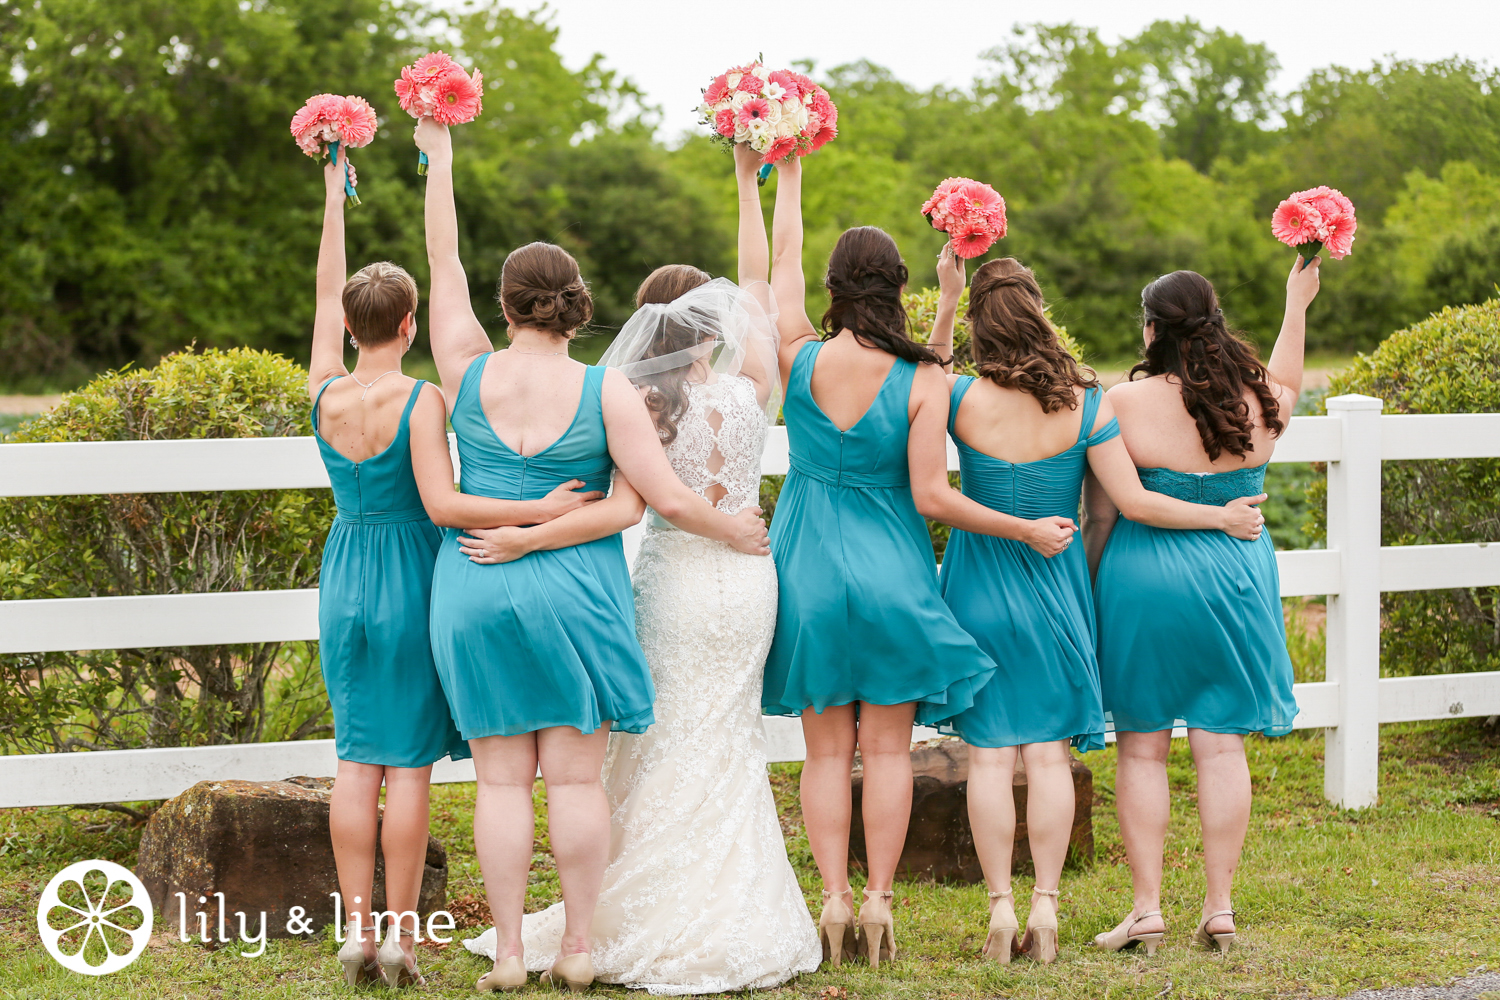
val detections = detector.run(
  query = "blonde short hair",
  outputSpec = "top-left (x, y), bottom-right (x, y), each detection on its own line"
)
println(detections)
top-left (343, 262), bottom-right (418, 347)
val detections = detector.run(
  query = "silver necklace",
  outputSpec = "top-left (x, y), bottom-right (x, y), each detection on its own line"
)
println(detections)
top-left (509, 347), bottom-right (566, 357)
top-left (351, 369), bottom-right (400, 400)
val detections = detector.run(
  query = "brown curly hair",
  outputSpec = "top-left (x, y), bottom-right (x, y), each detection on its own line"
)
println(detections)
top-left (966, 258), bottom-right (1099, 412)
top-left (498, 242), bottom-right (592, 337)
top-left (822, 227), bottom-right (946, 365)
top-left (631, 264), bottom-right (713, 447)
top-left (1131, 270), bottom-right (1283, 461)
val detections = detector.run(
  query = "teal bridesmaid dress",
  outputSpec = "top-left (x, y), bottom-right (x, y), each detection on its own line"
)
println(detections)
top-left (1094, 464), bottom-right (1297, 736)
top-left (933, 380), bottom-right (1117, 751)
top-left (428, 355), bottom-right (655, 739)
top-left (762, 341), bottom-right (996, 717)
top-left (313, 378), bottom-right (469, 767)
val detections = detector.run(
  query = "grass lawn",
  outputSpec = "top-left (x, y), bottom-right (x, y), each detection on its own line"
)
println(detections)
top-left (1, 718), bottom-right (1498, 998)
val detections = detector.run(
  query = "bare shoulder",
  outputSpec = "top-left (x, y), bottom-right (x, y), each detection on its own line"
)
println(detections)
top-left (912, 360), bottom-right (949, 390)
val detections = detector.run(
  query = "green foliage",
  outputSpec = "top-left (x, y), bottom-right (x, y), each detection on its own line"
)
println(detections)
top-left (1307, 300), bottom-right (1500, 676)
top-left (0, 348), bottom-right (334, 752)
top-left (902, 284), bottom-right (1088, 372)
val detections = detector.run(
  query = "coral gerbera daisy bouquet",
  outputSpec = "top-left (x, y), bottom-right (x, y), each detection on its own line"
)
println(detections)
top-left (698, 60), bottom-right (838, 185)
top-left (1272, 186), bottom-right (1357, 268)
top-left (394, 51), bottom-right (484, 174)
top-left (922, 178), bottom-right (1007, 258)
top-left (290, 94), bottom-right (378, 207)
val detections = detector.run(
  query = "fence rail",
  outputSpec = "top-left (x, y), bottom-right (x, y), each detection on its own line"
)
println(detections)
top-left (1, 396), bottom-right (1497, 810)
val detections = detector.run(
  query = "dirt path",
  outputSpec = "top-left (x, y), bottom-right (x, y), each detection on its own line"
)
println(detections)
top-left (1344, 971), bottom-right (1500, 999)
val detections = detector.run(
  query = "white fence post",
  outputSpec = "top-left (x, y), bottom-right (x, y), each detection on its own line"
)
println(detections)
top-left (1323, 393), bottom-right (1384, 809)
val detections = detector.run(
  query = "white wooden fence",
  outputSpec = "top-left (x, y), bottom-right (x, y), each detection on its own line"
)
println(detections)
top-left (1, 393), bottom-right (1497, 810)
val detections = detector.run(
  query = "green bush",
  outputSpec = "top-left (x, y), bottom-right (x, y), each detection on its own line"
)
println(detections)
top-left (902, 285), bottom-right (1089, 373)
top-left (1307, 299), bottom-right (1500, 676)
top-left (0, 348), bottom-right (334, 753)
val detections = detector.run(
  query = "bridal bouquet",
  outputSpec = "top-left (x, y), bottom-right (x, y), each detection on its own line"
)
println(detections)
top-left (922, 177), bottom-right (1007, 258)
top-left (290, 94), bottom-right (378, 207)
top-left (395, 51), bottom-right (484, 174)
top-left (1272, 186), bottom-right (1357, 268)
top-left (698, 61), bottom-right (838, 184)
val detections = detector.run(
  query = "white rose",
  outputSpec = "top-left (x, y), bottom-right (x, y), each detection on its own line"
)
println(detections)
top-left (734, 122), bottom-right (750, 143)
top-left (731, 91), bottom-right (750, 110)
top-left (726, 71), bottom-right (743, 89)
top-left (760, 100), bottom-right (782, 126)
top-left (751, 64), bottom-right (770, 81)
top-left (775, 117), bottom-right (797, 139)
top-left (781, 95), bottom-right (801, 115)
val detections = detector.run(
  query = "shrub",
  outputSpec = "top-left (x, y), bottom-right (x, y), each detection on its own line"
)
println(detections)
top-left (1306, 299), bottom-right (1500, 676)
top-left (902, 285), bottom-right (1089, 373)
top-left (0, 348), bottom-right (334, 753)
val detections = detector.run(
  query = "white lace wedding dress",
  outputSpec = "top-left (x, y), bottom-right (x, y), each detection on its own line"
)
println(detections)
top-left (466, 375), bottom-right (821, 994)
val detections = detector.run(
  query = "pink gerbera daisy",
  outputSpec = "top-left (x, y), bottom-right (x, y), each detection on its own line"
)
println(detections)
top-left (768, 69), bottom-right (804, 100)
top-left (948, 218), bottom-right (998, 259)
top-left (333, 95), bottom-right (378, 147)
top-left (762, 135), bottom-right (798, 164)
top-left (410, 51), bottom-right (457, 84)
top-left (1271, 197), bottom-right (1324, 247)
top-left (704, 73), bottom-right (731, 107)
top-left (431, 68), bottom-right (483, 125)
top-left (737, 98), bottom-right (772, 127)
top-left (1321, 210), bottom-right (1357, 259)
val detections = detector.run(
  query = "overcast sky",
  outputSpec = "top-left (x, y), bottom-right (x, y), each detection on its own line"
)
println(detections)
top-left (539, 0), bottom-right (1500, 140)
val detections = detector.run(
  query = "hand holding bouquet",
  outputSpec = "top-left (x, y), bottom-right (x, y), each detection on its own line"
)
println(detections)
top-left (290, 94), bottom-right (377, 207)
top-left (395, 51), bottom-right (484, 174)
top-left (922, 177), bottom-right (1006, 258)
top-left (1272, 186), bottom-right (1357, 269)
top-left (699, 61), bottom-right (838, 185)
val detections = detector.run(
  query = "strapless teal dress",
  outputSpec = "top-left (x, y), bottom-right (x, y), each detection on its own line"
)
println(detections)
top-left (429, 356), bottom-right (655, 739)
top-left (762, 341), bottom-right (996, 717)
top-left (1094, 464), bottom-right (1297, 736)
top-left (933, 380), bottom-right (1117, 752)
top-left (313, 378), bottom-right (469, 767)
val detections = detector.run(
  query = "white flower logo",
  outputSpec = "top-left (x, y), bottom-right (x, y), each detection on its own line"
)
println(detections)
top-left (37, 860), bottom-right (153, 976)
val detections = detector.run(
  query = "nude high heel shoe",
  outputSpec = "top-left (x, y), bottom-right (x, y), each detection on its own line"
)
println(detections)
top-left (540, 952), bottom-right (595, 993)
top-left (1192, 909), bottom-right (1236, 953)
top-left (377, 923), bottom-right (425, 988)
top-left (857, 889), bottom-right (898, 969)
top-left (337, 929), bottom-right (380, 986)
top-left (1093, 909), bottom-right (1166, 956)
top-left (476, 955), bottom-right (528, 992)
top-left (818, 888), bottom-right (857, 967)
top-left (981, 889), bottom-right (1019, 964)
top-left (1020, 887), bottom-right (1060, 964)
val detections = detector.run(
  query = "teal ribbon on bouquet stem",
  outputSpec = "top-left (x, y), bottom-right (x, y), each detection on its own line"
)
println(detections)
top-left (1297, 240), bottom-right (1322, 270)
top-left (329, 140), bottom-right (360, 208)
top-left (756, 163), bottom-right (772, 187)
top-left (418, 150), bottom-right (429, 176)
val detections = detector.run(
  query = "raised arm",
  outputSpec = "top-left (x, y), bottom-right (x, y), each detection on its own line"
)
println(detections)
top-left (930, 245), bottom-right (964, 376)
top-left (769, 156), bottom-right (821, 384)
top-left (906, 365), bottom-right (1076, 557)
top-left (733, 144), bottom-right (778, 410)
top-left (408, 385), bottom-right (603, 529)
top-left (1265, 254), bottom-right (1321, 405)
top-left (414, 118), bottom-right (492, 396)
top-left (308, 156), bottom-right (356, 397)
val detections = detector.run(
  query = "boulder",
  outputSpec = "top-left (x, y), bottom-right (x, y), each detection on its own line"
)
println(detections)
top-left (136, 776), bottom-right (446, 939)
top-left (849, 740), bottom-right (1093, 882)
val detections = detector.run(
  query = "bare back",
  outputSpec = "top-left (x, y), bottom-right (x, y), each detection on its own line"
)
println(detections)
top-left (1106, 375), bottom-right (1295, 473)
top-left (807, 331), bottom-right (901, 430)
top-left (952, 379), bottom-right (1093, 464)
top-left (478, 350), bottom-right (589, 456)
top-left (315, 374), bottom-right (422, 463)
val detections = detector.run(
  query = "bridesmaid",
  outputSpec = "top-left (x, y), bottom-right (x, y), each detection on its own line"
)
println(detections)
top-left (306, 155), bottom-right (601, 988)
top-left (1086, 257), bottom-right (1322, 954)
top-left (761, 156), bottom-right (1081, 969)
top-left (413, 119), bottom-right (770, 993)
top-left (924, 254), bottom-right (1266, 964)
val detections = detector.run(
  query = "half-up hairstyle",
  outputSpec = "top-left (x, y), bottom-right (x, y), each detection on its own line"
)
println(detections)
top-left (821, 227), bottom-right (945, 365)
top-left (967, 258), bottom-right (1098, 412)
top-left (1131, 270), bottom-right (1283, 461)
top-left (632, 264), bottom-right (713, 446)
top-left (498, 242), bottom-right (593, 337)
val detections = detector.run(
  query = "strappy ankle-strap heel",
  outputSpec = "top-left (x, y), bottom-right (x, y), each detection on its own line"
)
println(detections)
top-left (476, 954), bottom-right (528, 992)
top-left (337, 929), bottom-right (380, 986)
top-left (818, 889), bottom-right (857, 968)
top-left (981, 889), bottom-right (1020, 964)
top-left (1021, 887), bottom-right (1061, 964)
top-left (1192, 909), bottom-right (1237, 953)
top-left (1094, 909), bottom-right (1166, 956)
top-left (858, 889), bottom-right (898, 969)
top-left (377, 923), bottom-right (425, 988)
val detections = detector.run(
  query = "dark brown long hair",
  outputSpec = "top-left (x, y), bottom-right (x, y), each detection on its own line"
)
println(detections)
top-left (1131, 270), bottom-right (1283, 461)
top-left (632, 264), bottom-right (713, 446)
top-left (821, 227), bottom-right (945, 365)
top-left (967, 258), bottom-right (1098, 412)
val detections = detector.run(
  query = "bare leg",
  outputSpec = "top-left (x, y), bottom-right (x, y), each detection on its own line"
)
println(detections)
top-left (470, 733), bottom-right (539, 969)
top-left (380, 765), bottom-right (433, 962)
top-left (1188, 729), bottom-right (1249, 936)
top-left (1112, 730), bottom-right (1171, 936)
top-left (330, 759), bottom-right (384, 961)
top-left (537, 724), bottom-right (612, 961)
top-left (800, 705), bottom-right (858, 894)
top-left (1018, 740), bottom-right (1075, 935)
top-left (855, 702), bottom-right (917, 892)
top-left (966, 745), bottom-right (1019, 933)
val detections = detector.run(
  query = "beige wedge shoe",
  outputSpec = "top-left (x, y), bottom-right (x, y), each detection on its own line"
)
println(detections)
top-left (981, 889), bottom-right (1020, 964)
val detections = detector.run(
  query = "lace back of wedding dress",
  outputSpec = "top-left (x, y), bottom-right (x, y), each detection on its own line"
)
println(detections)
top-left (655, 375), bottom-right (767, 520)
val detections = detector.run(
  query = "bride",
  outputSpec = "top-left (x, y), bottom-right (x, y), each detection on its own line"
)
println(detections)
top-left (462, 144), bottom-right (821, 993)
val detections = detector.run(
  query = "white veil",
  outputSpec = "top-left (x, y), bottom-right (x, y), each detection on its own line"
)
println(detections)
top-left (599, 277), bottom-right (781, 423)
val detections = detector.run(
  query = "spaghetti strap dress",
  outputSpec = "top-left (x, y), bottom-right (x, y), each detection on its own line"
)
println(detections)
top-left (428, 355), bottom-right (655, 739)
top-left (762, 341), bottom-right (996, 718)
top-left (313, 378), bottom-right (468, 767)
top-left (933, 380), bottom-right (1116, 751)
top-left (1094, 464), bottom-right (1298, 736)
